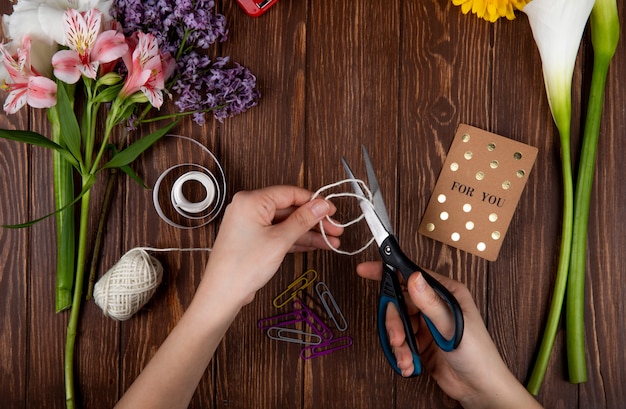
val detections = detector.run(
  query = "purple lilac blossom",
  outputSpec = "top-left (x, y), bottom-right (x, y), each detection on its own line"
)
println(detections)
top-left (111, 0), bottom-right (259, 123)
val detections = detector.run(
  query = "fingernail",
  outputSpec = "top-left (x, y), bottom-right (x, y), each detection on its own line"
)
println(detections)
top-left (311, 200), bottom-right (330, 218)
top-left (413, 273), bottom-right (427, 293)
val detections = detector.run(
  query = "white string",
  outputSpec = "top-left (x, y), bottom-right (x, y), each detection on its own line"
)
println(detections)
top-left (311, 179), bottom-right (376, 256)
top-left (133, 246), bottom-right (212, 253)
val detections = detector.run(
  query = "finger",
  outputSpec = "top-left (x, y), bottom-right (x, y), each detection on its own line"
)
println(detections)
top-left (319, 217), bottom-right (344, 237)
top-left (356, 261), bottom-right (383, 281)
top-left (393, 343), bottom-right (415, 377)
top-left (289, 230), bottom-right (341, 252)
top-left (385, 303), bottom-right (406, 348)
top-left (272, 198), bottom-right (332, 245)
top-left (407, 272), bottom-right (455, 340)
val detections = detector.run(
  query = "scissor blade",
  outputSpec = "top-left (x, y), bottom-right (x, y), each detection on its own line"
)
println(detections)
top-left (361, 145), bottom-right (394, 235)
top-left (342, 156), bottom-right (391, 247)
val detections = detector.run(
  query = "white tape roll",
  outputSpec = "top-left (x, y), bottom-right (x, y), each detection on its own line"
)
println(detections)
top-left (171, 171), bottom-right (216, 214)
top-left (150, 135), bottom-right (226, 229)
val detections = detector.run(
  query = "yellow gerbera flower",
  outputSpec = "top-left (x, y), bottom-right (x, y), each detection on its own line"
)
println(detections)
top-left (452, 0), bottom-right (531, 22)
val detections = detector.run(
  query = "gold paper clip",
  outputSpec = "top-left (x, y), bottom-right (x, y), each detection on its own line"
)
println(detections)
top-left (272, 269), bottom-right (318, 308)
top-left (315, 281), bottom-right (348, 331)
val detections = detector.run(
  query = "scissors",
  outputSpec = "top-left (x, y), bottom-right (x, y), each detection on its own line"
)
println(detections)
top-left (342, 145), bottom-right (464, 377)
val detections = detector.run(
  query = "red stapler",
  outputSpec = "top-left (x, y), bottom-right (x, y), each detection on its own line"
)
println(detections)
top-left (236, 0), bottom-right (280, 17)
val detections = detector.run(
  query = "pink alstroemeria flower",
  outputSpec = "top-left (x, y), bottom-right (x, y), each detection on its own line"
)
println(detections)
top-left (120, 32), bottom-right (169, 108)
top-left (0, 36), bottom-right (57, 114)
top-left (51, 8), bottom-right (127, 84)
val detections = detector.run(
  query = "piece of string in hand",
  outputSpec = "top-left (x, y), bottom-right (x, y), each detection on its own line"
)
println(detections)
top-left (93, 246), bottom-right (211, 321)
top-left (311, 179), bottom-right (376, 256)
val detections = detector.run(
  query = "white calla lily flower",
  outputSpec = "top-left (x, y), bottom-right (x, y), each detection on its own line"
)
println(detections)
top-left (522, 0), bottom-right (595, 134)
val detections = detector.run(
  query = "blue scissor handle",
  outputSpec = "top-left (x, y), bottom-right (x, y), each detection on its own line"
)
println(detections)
top-left (378, 235), bottom-right (464, 357)
top-left (377, 267), bottom-right (422, 377)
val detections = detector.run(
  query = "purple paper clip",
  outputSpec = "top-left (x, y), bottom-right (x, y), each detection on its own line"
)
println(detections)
top-left (257, 310), bottom-right (303, 330)
top-left (300, 336), bottom-right (353, 360)
top-left (292, 299), bottom-right (334, 341)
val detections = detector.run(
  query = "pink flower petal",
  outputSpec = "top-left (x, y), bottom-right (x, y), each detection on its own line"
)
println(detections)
top-left (27, 75), bottom-right (57, 108)
top-left (91, 30), bottom-right (128, 64)
top-left (52, 49), bottom-right (83, 84)
top-left (3, 84), bottom-right (29, 114)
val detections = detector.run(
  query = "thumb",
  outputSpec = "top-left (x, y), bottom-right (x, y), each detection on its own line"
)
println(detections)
top-left (407, 272), bottom-right (455, 340)
top-left (275, 198), bottom-right (331, 244)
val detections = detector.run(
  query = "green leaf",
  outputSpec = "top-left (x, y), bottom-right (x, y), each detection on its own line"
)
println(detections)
top-left (55, 80), bottom-right (83, 163)
top-left (2, 175), bottom-right (95, 229)
top-left (0, 128), bottom-right (79, 168)
top-left (121, 164), bottom-right (149, 189)
top-left (92, 84), bottom-right (124, 104)
top-left (102, 120), bottom-right (178, 169)
top-left (106, 144), bottom-right (149, 189)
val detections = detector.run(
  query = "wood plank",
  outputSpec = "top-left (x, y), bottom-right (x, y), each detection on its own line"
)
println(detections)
top-left (0, 108), bottom-right (29, 409)
top-left (118, 116), bottom-right (218, 407)
top-left (305, 0), bottom-right (400, 407)
top-left (26, 111), bottom-right (67, 408)
top-left (580, 2), bottom-right (626, 405)
top-left (397, 1), bottom-right (490, 407)
top-left (489, 13), bottom-right (578, 409)
top-left (212, 1), bottom-right (309, 407)
top-left (76, 156), bottom-right (124, 407)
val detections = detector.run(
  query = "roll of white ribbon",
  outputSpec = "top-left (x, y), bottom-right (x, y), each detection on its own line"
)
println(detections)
top-left (150, 135), bottom-right (226, 229)
top-left (171, 170), bottom-right (216, 214)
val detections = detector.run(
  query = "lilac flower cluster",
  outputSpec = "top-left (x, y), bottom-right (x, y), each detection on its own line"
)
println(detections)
top-left (111, 0), bottom-right (260, 124)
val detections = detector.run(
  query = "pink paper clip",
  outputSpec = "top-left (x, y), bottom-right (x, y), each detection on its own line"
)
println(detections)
top-left (257, 310), bottom-right (303, 330)
top-left (292, 299), bottom-right (334, 341)
top-left (300, 336), bottom-right (353, 360)
top-left (272, 269), bottom-right (318, 308)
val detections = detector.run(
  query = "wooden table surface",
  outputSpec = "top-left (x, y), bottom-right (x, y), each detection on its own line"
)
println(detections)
top-left (1, 1), bottom-right (625, 408)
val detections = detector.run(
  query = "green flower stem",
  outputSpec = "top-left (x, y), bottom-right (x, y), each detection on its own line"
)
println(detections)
top-left (527, 132), bottom-right (574, 396)
top-left (64, 179), bottom-right (92, 409)
top-left (49, 107), bottom-right (76, 313)
top-left (567, 0), bottom-right (619, 384)
top-left (86, 166), bottom-right (117, 300)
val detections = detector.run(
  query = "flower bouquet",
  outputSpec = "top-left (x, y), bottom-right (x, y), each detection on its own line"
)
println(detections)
top-left (0, 0), bottom-right (259, 407)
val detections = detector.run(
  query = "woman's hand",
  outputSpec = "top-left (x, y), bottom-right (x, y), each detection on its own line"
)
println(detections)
top-left (202, 185), bottom-right (343, 306)
top-left (357, 262), bottom-right (542, 409)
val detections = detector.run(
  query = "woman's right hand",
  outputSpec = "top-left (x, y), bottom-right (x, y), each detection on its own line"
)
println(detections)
top-left (357, 262), bottom-right (543, 409)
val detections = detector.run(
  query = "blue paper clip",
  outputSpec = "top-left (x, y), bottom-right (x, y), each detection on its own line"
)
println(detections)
top-left (314, 281), bottom-right (348, 332)
top-left (266, 327), bottom-right (323, 346)
top-left (300, 336), bottom-right (353, 360)
top-left (272, 269), bottom-right (318, 308)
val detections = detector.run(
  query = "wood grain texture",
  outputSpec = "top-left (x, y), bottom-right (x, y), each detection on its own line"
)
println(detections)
top-left (0, 0), bottom-right (625, 408)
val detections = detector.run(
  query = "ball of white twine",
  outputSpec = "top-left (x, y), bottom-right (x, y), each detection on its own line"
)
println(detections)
top-left (93, 248), bottom-right (164, 321)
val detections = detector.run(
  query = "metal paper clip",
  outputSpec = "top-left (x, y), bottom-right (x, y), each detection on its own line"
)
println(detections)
top-left (292, 299), bottom-right (334, 341)
top-left (300, 336), bottom-right (353, 360)
top-left (266, 327), bottom-right (323, 346)
top-left (257, 310), bottom-right (303, 330)
top-left (314, 281), bottom-right (348, 332)
top-left (272, 269), bottom-right (318, 308)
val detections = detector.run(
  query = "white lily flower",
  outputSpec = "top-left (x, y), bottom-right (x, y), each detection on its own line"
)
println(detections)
top-left (521, 0), bottom-right (595, 134)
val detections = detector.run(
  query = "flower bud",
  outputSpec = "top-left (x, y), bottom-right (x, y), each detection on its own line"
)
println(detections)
top-left (97, 72), bottom-right (122, 86)
top-left (128, 92), bottom-right (149, 104)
